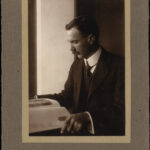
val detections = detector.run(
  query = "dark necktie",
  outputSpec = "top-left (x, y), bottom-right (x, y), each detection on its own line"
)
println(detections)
top-left (86, 60), bottom-right (93, 78)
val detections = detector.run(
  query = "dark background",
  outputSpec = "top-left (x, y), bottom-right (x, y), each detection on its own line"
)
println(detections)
top-left (75, 0), bottom-right (124, 56)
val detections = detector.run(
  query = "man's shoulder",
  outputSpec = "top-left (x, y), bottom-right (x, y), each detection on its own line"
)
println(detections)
top-left (102, 49), bottom-right (124, 65)
top-left (99, 48), bottom-right (124, 72)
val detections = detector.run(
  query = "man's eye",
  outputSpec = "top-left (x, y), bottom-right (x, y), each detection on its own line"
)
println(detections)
top-left (73, 41), bottom-right (78, 44)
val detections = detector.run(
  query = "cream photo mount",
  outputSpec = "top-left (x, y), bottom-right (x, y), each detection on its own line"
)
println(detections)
top-left (22, 0), bottom-right (131, 143)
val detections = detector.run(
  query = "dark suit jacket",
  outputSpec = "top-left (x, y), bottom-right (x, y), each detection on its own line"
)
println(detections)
top-left (39, 49), bottom-right (125, 135)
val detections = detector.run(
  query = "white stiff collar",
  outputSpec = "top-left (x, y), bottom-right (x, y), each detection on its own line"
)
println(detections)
top-left (84, 48), bottom-right (102, 67)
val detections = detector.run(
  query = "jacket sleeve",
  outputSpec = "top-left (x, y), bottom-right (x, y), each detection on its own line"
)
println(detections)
top-left (38, 62), bottom-right (75, 109)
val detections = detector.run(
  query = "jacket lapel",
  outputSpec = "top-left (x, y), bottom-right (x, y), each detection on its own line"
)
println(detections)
top-left (74, 59), bottom-right (84, 109)
top-left (88, 49), bottom-right (110, 99)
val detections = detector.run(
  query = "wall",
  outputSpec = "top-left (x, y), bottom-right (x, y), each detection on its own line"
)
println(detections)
top-left (37, 0), bottom-right (74, 95)
top-left (76, 0), bottom-right (125, 56)
top-left (95, 0), bottom-right (125, 56)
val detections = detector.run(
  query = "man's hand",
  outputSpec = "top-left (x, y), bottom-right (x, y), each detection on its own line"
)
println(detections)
top-left (60, 112), bottom-right (90, 134)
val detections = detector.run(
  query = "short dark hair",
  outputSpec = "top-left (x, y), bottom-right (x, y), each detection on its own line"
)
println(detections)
top-left (65, 16), bottom-right (99, 42)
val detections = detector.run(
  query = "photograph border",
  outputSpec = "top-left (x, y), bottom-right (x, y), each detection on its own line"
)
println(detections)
top-left (22, 0), bottom-right (131, 143)
top-left (2, 0), bottom-right (149, 149)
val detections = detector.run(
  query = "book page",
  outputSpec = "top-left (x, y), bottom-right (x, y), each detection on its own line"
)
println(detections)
top-left (29, 106), bottom-right (70, 134)
top-left (29, 98), bottom-right (60, 107)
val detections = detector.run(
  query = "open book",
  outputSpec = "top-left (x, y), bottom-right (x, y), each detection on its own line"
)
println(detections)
top-left (29, 98), bottom-right (70, 134)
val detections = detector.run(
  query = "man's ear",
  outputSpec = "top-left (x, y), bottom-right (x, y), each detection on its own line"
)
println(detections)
top-left (88, 34), bottom-right (95, 45)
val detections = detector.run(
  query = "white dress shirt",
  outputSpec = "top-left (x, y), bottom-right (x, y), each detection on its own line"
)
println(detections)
top-left (84, 48), bottom-right (102, 73)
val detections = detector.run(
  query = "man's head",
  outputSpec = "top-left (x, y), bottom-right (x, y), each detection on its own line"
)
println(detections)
top-left (65, 16), bottom-right (99, 59)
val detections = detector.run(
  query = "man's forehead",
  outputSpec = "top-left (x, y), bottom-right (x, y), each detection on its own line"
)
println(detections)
top-left (66, 27), bottom-right (81, 36)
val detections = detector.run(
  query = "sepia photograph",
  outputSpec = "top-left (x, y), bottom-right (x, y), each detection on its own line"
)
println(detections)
top-left (24, 0), bottom-right (130, 142)
top-left (2, 0), bottom-right (149, 148)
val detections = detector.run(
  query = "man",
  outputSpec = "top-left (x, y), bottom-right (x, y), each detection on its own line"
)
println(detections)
top-left (39, 16), bottom-right (125, 135)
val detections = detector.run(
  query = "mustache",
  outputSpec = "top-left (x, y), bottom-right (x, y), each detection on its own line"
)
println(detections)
top-left (70, 48), bottom-right (80, 55)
